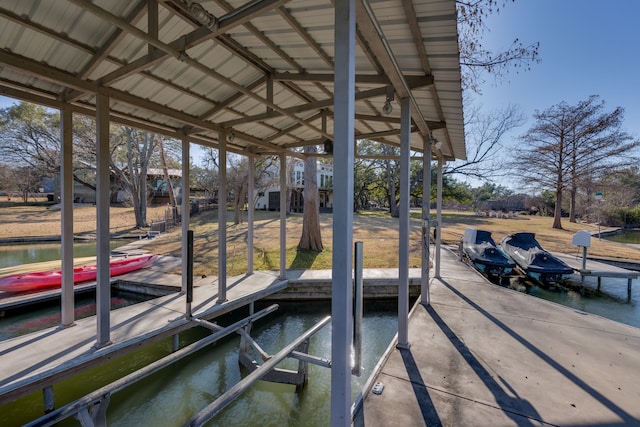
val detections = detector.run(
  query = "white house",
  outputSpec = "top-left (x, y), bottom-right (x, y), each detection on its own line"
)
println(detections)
top-left (254, 160), bottom-right (333, 212)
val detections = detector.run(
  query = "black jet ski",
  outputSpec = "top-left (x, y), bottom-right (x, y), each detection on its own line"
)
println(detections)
top-left (461, 228), bottom-right (516, 278)
top-left (500, 232), bottom-right (573, 284)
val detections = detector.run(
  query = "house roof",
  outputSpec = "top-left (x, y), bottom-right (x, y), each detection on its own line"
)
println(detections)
top-left (0, 0), bottom-right (465, 161)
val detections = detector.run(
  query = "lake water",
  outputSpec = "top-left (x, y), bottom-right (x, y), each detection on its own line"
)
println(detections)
top-left (1, 239), bottom-right (639, 425)
top-left (527, 274), bottom-right (640, 329)
top-left (0, 301), bottom-right (398, 426)
top-left (0, 290), bottom-right (153, 341)
top-left (0, 241), bottom-right (130, 270)
top-left (603, 230), bottom-right (640, 245)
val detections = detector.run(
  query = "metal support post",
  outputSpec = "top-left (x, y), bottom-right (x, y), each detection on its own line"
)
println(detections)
top-left (248, 155), bottom-right (255, 274)
top-left (397, 96), bottom-right (411, 349)
top-left (95, 94), bottom-right (111, 348)
top-left (421, 135), bottom-right (432, 305)
top-left (435, 155), bottom-right (444, 278)
top-left (332, 0), bottom-right (356, 424)
top-left (43, 386), bottom-right (54, 414)
top-left (218, 130), bottom-right (227, 303)
top-left (186, 230), bottom-right (194, 317)
top-left (279, 153), bottom-right (287, 279)
top-left (353, 241), bottom-right (363, 376)
top-left (181, 138), bottom-right (190, 293)
top-left (60, 108), bottom-right (75, 327)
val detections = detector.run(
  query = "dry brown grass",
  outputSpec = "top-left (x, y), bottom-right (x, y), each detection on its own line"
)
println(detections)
top-left (436, 211), bottom-right (640, 260)
top-left (141, 209), bottom-right (640, 277)
top-left (2, 204), bottom-right (639, 276)
top-left (0, 202), bottom-right (172, 238)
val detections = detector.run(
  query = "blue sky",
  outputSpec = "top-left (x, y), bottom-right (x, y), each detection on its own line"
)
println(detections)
top-left (1, 0), bottom-right (638, 179)
top-left (473, 0), bottom-right (640, 146)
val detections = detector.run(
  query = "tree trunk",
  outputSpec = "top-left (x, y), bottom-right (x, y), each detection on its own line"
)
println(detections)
top-left (569, 186), bottom-right (577, 223)
top-left (553, 187), bottom-right (563, 229)
top-left (126, 129), bottom-right (143, 228)
top-left (233, 174), bottom-right (248, 224)
top-left (159, 140), bottom-right (176, 207)
top-left (386, 161), bottom-right (399, 217)
top-left (298, 147), bottom-right (323, 251)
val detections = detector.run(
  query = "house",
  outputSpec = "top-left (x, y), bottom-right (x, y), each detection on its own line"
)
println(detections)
top-left (52, 167), bottom-right (182, 206)
top-left (254, 160), bottom-right (334, 213)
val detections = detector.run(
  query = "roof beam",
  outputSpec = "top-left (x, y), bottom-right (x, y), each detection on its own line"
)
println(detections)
top-left (0, 83), bottom-right (259, 156)
top-left (277, 6), bottom-right (334, 68)
top-left (219, 78), bottom-right (432, 128)
top-left (400, 0), bottom-right (454, 156)
top-left (75, 0), bottom-right (293, 88)
top-left (272, 72), bottom-right (433, 86)
top-left (0, 50), bottom-right (301, 157)
top-left (356, 126), bottom-right (418, 140)
top-left (68, 0), bottom-right (329, 140)
top-left (355, 0), bottom-right (430, 136)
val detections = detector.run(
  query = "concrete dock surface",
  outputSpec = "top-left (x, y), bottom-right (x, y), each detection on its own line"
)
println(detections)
top-left (355, 248), bottom-right (640, 426)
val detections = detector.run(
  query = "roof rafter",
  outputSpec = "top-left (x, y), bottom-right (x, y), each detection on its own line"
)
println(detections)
top-left (355, 0), bottom-right (430, 137)
top-left (0, 49), bottom-right (305, 158)
top-left (219, 79), bottom-right (433, 128)
top-left (68, 0), bottom-right (331, 140)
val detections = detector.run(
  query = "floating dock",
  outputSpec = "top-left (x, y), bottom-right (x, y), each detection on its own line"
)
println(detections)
top-left (355, 247), bottom-right (640, 425)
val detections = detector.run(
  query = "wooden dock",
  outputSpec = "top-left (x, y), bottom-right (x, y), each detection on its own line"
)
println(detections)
top-left (355, 247), bottom-right (640, 425)
top-left (0, 270), bottom-right (287, 405)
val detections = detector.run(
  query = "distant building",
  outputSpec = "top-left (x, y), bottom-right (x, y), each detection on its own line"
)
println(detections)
top-left (254, 160), bottom-right (333, 212)
top-left (52, 168), bottom-right (182, 205)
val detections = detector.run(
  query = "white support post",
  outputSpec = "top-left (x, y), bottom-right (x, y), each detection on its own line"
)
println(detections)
top-left (422, 136), bottom-right (432, 305)
top-left (96, 94), bottom-right (111, 347)
top-left (247, 155), bottom-right (255, 275)
top-left (279, 153), bottom-right (287, 279)
top-left (181, 138), bottom-right (190, 293)
top-left (60, 108), bottom-right (74, 327)
top-left (435, 155), bottom-right (444, 278)
top-left (218, 131), bottom-right (227, 302)
top-left (332, 0), bottom-right (355, 425)
top-left (420, 135), bottom-right (431, 305)
top-left (397, 97), bottom-right (411, 349)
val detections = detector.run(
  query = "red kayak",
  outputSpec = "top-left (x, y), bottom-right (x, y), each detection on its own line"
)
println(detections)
top-left (0, 254), bottom-right (157, 293)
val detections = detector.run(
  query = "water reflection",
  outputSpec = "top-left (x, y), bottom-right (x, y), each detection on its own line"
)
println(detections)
top-left (0, 241), bottom-right (130, 270)
top-left (525, 275), bottom-right (638, 328)
top-left (603, 230), bottom-right (640, 244)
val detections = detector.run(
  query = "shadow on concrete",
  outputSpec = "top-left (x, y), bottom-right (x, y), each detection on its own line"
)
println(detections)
top-left (426, 304), bottom-right (542, 425)
top-left (399, 347), bottom-right (443, 426)
top-left (437, 278), bottom-right (638, 425)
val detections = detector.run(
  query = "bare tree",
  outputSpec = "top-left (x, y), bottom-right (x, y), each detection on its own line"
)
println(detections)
top-left (158, 138), bottom-right (177, 208)
top-left (0, 103), bottom-right (60, 173)
top-left (228, 154), bottom-right (249, 225)
top-left (515, 96), bottom-right (639, 229)
top-left (110, 127), bottom-right (157, 228)
top-left (445, 103), bottom-right (525, 180)
top-left (457, 0), bottom-right (540, 93)
top-left (298, 145), bottom-right (323, 251)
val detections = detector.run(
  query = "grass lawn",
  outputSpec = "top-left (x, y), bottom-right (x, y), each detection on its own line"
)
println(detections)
top-left (141, 208), bottom-right (640, 277)
top-left (1, 203), bottom-right (639, 277)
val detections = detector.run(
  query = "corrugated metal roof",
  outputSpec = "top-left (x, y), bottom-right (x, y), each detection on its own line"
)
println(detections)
top-left (0, 0), bottom-right (465, 160)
